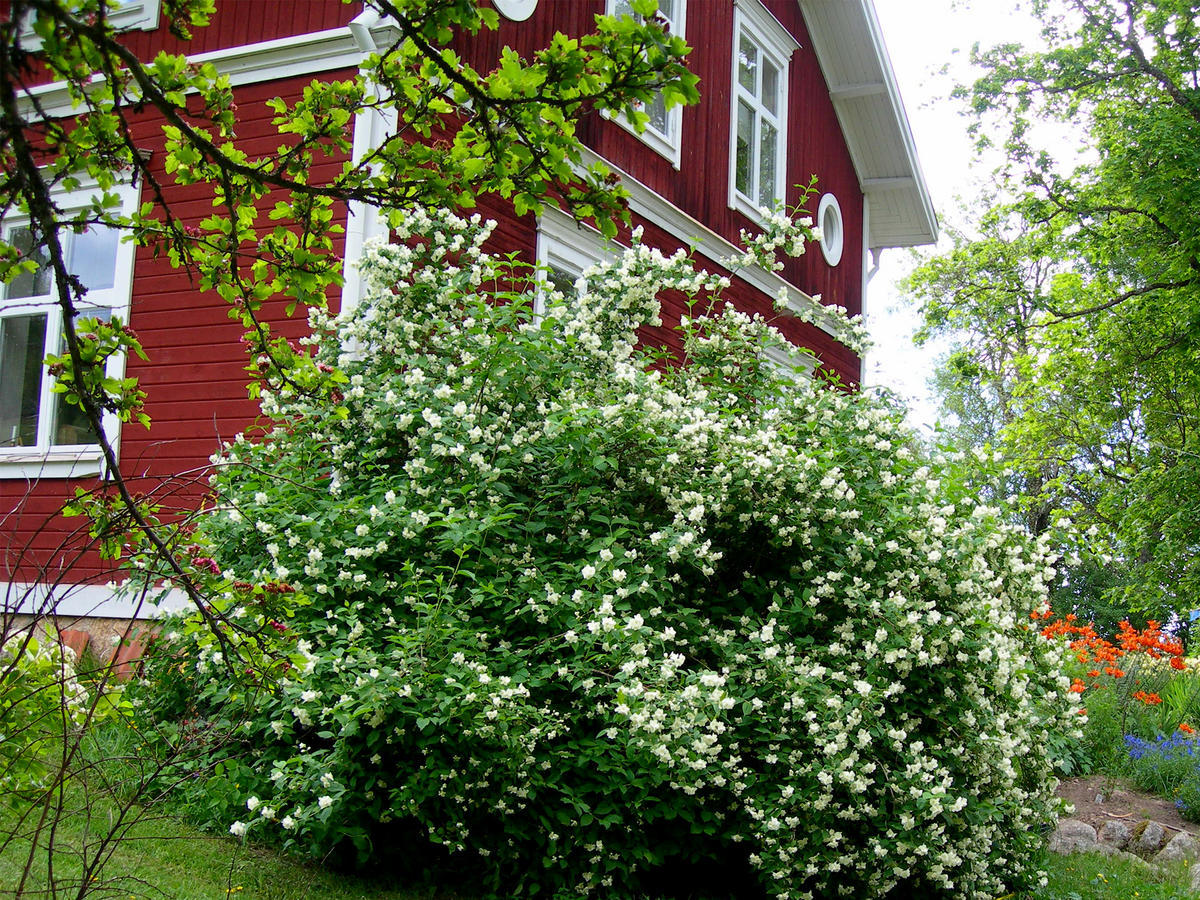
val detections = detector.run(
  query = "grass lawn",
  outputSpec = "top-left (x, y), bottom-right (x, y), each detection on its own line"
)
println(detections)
top-left (1037, 850), bottom-right (1195, 899)
top-left (0, 799), bottom-right (455, 900)
top-left (3, 794), bottom-right (1195, 899)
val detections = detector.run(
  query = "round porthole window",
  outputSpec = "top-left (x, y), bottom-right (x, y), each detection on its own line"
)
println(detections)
top-left (817, 192), bottom-right (844, 267)
top-left (493, 0), bottom-right (538, 21)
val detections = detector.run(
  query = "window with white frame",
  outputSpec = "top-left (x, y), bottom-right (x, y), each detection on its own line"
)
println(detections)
top-left (105, 0), bottom-right (161, 31)
top-left (728, 0), bottom-right (797, 220)
top-left (534, 208), bottom-right (617, 316)
top-left (21, 0), bottom-right (160, 42)
top-left (606, 0), bottom-right (687, 167)
top-left (0, 183), bottom-right (140, 478)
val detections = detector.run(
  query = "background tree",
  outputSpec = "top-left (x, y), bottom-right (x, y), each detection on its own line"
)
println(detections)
top-left (904, 0), bottom-right (1200, 626)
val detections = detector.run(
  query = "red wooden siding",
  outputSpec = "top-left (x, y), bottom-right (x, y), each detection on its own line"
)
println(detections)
top-left (463, 0), bottom-right (864, 377)
top-left (5, 0), bottom-right (870, 592)
top-left (1, 69), bottom-right (356, 587)
top-left (117, 0), bottom-right (359, 58)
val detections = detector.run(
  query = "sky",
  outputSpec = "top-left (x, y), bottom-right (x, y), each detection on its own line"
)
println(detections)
top-left (863, 0), bottom-right (1044, 433)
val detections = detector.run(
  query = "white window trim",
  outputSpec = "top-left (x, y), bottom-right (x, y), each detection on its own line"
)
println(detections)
top-left (104, 0), bottom-right (161, 32)
top-left (0, 180), bottom-right (141, 480)
top-left (534, 207), bottom-right (622, 317)
top-left (727, 0), bottom-right (798, 223)
top-left (493, 0), bottom-right (539, 21)
top-left (817, 192), bottom-right (844, 266)
top-left (603, 0), bottom-right (687, 169)
top-left (20, 0), bottom-right (160, 48)
top-left (1, 581), bottom-right (189, 620)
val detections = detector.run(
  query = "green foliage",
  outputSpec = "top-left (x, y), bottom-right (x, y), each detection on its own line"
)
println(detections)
top-left (903, 0), bottom-right (1200, 620)
top-left (133, 207), bottom-right (1076, 900)
top-left (0, 633), bottom-right (90, 803)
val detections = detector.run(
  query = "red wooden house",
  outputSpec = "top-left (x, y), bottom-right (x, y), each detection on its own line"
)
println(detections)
top-left (0, 0), bottom-right (936, 625)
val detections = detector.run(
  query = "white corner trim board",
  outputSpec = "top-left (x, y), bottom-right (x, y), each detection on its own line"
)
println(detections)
top-left (2, 581), bottom-right (190, 620)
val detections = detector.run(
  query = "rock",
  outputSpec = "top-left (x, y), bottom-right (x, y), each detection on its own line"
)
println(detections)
top-left (1132, 819), bottom-right (1168, 855)
top-left (1117, 849), bottom-right (1151, 869)
top-left (1155, 830), bottom-right (1200, 864)
top-left (1098, 820), bottom-right (1133, 848)
top-left (1048, 819), bottom-right (1098, 854)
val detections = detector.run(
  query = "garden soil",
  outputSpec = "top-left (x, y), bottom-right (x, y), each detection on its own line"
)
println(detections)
top-left (1057, 775), bottom-right (1198, 837)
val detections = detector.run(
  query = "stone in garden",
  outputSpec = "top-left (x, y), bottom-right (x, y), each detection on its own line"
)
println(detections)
top-left (1154, 830), bottom-right (1200, 864)
top-left (1132, 819), bottom-right (1167, 855)
top-left (1098, 820), bottom-right (1133, 848)
top-left (1048, 819), bottom-right (1098, 854)
top-left (1189, 861), bottom-right (1200, 893)
top-left (1117, 849), bottom-right (1151, 870)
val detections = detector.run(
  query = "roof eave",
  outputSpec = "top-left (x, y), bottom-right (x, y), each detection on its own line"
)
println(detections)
top-left (797, 0), bottom-right (939, 250)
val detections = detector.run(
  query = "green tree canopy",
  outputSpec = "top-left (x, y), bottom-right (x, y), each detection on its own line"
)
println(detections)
top-left (905, 0), bottom-right (1200, 623)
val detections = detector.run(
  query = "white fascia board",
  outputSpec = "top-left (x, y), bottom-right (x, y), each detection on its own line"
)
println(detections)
top-left (577, 148), bottom-right (843, 342)
top-left (2, 581), bottom-right (190, 619)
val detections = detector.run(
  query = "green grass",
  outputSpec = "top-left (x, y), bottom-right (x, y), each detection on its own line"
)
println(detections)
top-left (0, 799), bottom-right (456, 900)
top-left (5, 804), bottom-right (1193, 900)
top-left (1036, 850), bottom-right (1195, 899)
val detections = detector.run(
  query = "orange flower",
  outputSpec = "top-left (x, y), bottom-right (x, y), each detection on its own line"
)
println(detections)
top-left (1104, 666), bottom-right (1125, 678)
top-left (1068, 679), bottom-right (1087, 694)
top-left (1087, 669), bottom-right (1101, 678)
top-left (1171, 657), bottom-right (1187, 671)
top-left (1132, 690), bottom-right (1163, 705)
top-left (1180, 723), bottom-right (1195, 735)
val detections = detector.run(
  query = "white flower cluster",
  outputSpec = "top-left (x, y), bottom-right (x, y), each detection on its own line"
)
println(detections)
top-left (173, 205), bottom-right (1075, 899)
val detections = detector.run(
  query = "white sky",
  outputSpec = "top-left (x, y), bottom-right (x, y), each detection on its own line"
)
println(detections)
top-left (864, 0), bottom-right (1044, 433)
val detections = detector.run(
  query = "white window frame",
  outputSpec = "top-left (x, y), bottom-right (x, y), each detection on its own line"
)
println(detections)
top-left (0, 181), bottom-right (140, 480)
top-left (604, 0), bottom-right (687, 168)
top-left (534, 207), bottom-right (621, 317)
top-left (104, 0), bottom-right (161, 32)
top-left (20, 0), bottom-right (160, 45)
top-left (817, 192), bottom-right (844, 266)
top-left (727, 0), bottom-right (798, 222)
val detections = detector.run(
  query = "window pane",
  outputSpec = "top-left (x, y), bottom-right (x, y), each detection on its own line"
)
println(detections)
top-left (645, 91), bottom-right (669, 135)
top-left (736, 100), bottom-right (756, 197)
top-left (547, 265), bottom-right (582, 297)
top-left (0, 314), bottom-right (47, 447)
top-left (759, 120), bottom-right (778, 208)
top-left (52, 391), bottom-right (100, 446)
top-left (51, 311), bottom-right (110, 446)
top-left (69, 225), bottom-right (119, 291)
top-left (738, 35), bottom-right (757, 94)
top-left (659, 0), bottom-right (674, 21)
top-left (6, 227), bottom-right (52, 300)
top-left (762, 59), bottom-right (779, 116)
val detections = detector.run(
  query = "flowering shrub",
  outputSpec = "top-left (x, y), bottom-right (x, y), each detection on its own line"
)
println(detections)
top-left (138, 207), bottom-right (1076, 899)
top-left (0, 632), bottom-right (91, 802)
top-left (1036, 613), bottom-right (1200, 773)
